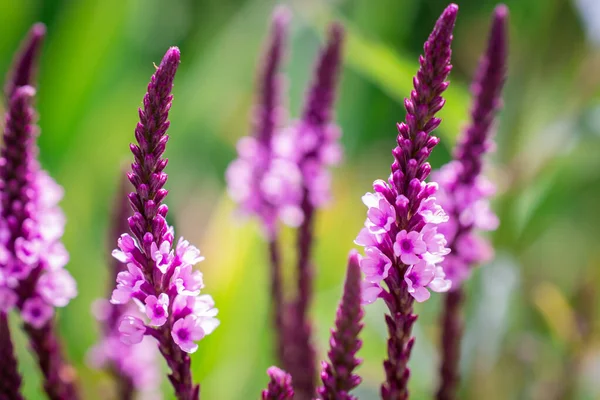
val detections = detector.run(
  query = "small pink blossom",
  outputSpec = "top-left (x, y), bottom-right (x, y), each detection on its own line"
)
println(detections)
top-left (171, 264), bottom-right (204, 295)
top-left (22, 297), bottom-right (53, 328)
top-left (151, 240), bottom-right (173, 274)
top-left (404, 261), bottom-right (436, 302)
top-left (0, 287), bottom-right (17, 312)
top-left (418, 197), bottom-right (449, 224)
top-left (362, 192), bottom-right (396, 234)
top-left (354, 227), bottom-right (379, 247)
top-left (37, 269), bottom-right (77, 307)
top-left (176, 238), bottom-right (204, 266)
top-left (119, 315), bottom-right (146, 345)
top-left (394, 230), bottom-right (426, 265)
top-left (145, 294), bottom-right (169, 326)
top-left (361, 281), bottom-right (382, 305)
top-left (172, 315), bottom-right (205, 353)
top-left (112, 234), bottom-right (137, 263)
top-left (360, 246), bottom-right (392, 282)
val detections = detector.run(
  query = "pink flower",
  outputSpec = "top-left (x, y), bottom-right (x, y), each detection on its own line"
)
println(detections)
top-left (428, 266), bottom-right (452, 292)
top-left (362, 192), bottom-right (396, 234)
top-left (354, 227), bottom-right (379, 247)
top-left (118, 315), bottom-right (146, 345)
top-left (170, 264), bottom-right (204, 296)
top-left (111, 263), bottom-right (145, 304)
top-left (394, 230), bottom-right (426, 265)
top-left (37, 269), bottom-right (77, 307)
top-left (404, 261), bottom-right (436, 302)
top-left (0, 287), bottom-right (17, 312)
top-left (172, 315), bottom-right (205, 353)
top-left (151, 240), bottom-right (173, 274)
top-left (22, 297), bottom-right (53, 328)
top-left (176, 238), bottom-right (204, 266)
top-left (145, 294), bottom-right (169, 326)
top-left (418, 197), bottom-right (449, 224)
top-left (112, 234), bottom-right (137, 263)
top-left (45, 242), bottom-right (69, 270)
top-left (360, 247), bottom-right (391, 282)
top-left (361, 281), bottom-right (382, 305)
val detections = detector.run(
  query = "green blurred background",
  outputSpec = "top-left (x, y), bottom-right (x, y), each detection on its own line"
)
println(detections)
top-left (1, 0), bottom-right (600, 398)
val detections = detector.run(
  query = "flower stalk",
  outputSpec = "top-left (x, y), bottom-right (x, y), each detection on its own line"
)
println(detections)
top-left (353, 5), bottom-right (458, 399)
top-left (435, 6), bottom-right (508, 400)
top-left (110, 47), bottom-right (219, 400)
top-left (317, 250), bottom-right (363, 400)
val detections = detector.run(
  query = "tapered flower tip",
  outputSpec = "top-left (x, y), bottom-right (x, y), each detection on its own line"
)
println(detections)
top-left (5, 23), bottom-right (46, 100)
top-left (430, 3), bottom-right (458, 42)
top-left (272, 5), bottom-right (291, 27)
top-left (347, 249), bottom-right (361, 278)
top-left (491, 5), bottom-right (508, 53)
top-left (159, 46), bottom-right (181, 70)
top-left (30, 23), bottom-right (47, 39)
top-left (494, 4), bottom-right (508, 20)
top-left (13, 85), bottom-right (36, 101)
top-left (262, 366), bottom-right (294, 400)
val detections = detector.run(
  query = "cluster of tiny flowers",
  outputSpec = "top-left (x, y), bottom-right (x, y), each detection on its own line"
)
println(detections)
top-left (356, 179), bottom-right (452, 303)
top-left (88, 299), bottom-right (162, 398)
top-left (226, 135), bottom-right (304, 233)
top-left (432, 162), bottom-right (498, 286)
top-left (0, 169), bottom-right (76, 327)
top-left (110, 229), bottom-right (219, 353)
top-left (273, 120), bottom-right (342, 208)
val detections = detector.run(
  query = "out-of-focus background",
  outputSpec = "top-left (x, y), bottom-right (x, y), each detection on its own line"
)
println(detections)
top-left (2, 0), bottom-right (600, 399)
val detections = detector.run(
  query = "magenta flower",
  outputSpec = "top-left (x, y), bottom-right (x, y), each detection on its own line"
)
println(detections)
top-left (225, 7), bottom-right (299, 237)
top-left (363, 192), bottom-right (396, 234)
top-left (89, 175), bottom-right (163, 400)
top-left (435, 6), bottom-right (508, 400)
top-left (394, 230), bottom-right (427, 265)
top-left (360, 247), bottom-right (392, 282)
top-left (317, 250), bottom-right (364, 400)
top-left (262, 367), bottom-right (295, 400)
top-left (110, 47), bottom-right (218, 400)
top-left (145, 294), bottom-right (169, 326)
top-left (282, 23), bottom-right (345, 400)
top-left (0, 23), bottom-right (79, 399)
top-left (119, 316), bottom-right (146, 345)
top-left (353, 5), bottom-right (458, 398)
top-left (171, 315), bottom-right (207, 354)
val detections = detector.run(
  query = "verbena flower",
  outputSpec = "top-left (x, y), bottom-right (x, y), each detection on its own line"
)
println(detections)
top-left (262, 367), bottom-right (295, 400)
top-left (282, 23), bottom-right (345, 400)
top-left (225, 7), bottom-right (302, 237)
top-left (433, 5), bottom-right (506, 287)
top-left (353, 5), bottom-right (458, 399)
top-left (435, 6), bottom-right (508, 400)
top-left (317, 250), bottom-right (363, 400)
top-left (109, 47), bottom-right (218, 400)
top-left (0, 22), bottom-right (79, 400)
top-left (88, 176), bottom-right (162, 399)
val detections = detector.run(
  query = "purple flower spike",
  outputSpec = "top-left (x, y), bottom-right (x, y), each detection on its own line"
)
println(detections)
top-left (317, 250), bottom-right (364, 400)
top-left (0, 313), bottom-right (24, 400)
top-left (435, 6), bottom-right (508, 400)
top-left (226, 7), bottom-right (292, 365)
top-left (353, 4), bottom-right (458, 399)
top-left (226, 7), bottom-right (299, 236)
top-left (111, 47), bottom-right (219, 400)
top-left (4, 23), bottom-right (46, 101)
top-left (262, 366), bottom-right (295, 400)
top-left (283, 23), bottom-right (345, 400)
top-left (0, 85), bottom-right (78, 400)
top-left (88, 175), bottom-right (161, 400)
